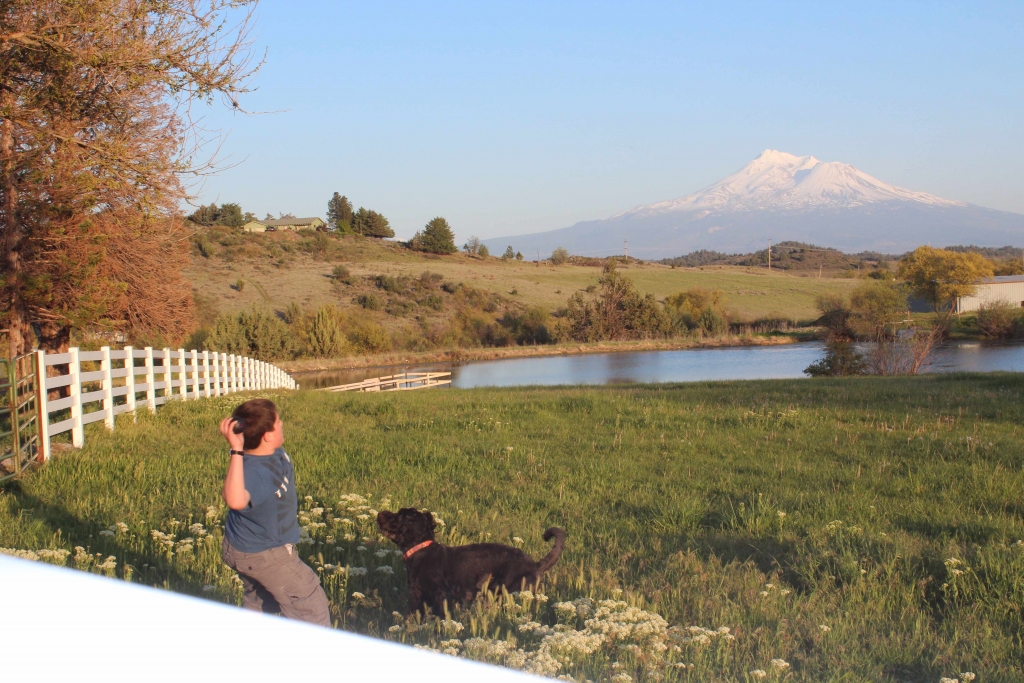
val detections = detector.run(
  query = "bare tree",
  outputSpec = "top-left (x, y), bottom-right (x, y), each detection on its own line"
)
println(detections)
top-left (0, 0), bottom-right (262, 356)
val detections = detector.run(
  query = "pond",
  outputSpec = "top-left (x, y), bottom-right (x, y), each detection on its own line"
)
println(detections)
top-left (293, 340), bottom-right (1024, 390)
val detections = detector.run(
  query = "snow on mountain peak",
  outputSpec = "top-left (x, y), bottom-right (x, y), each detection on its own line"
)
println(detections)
top-left (621, 150), bottom-right (966, 217)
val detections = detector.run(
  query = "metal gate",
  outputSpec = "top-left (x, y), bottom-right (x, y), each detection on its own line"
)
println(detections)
top-left (0, 354), bottom-right (41, 483)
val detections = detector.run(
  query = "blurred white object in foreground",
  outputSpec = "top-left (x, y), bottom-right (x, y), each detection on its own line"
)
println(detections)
top-left (1, 555), bottom-right (543, 682)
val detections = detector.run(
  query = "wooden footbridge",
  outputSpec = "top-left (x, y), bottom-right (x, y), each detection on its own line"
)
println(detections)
top-left (319, 371), bottom-right (451, 393)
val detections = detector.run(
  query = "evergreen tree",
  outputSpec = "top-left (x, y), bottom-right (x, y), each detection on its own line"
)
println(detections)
top-left (503, 245), bottom-right (515, 260)
top-left (327, 192), bottom-right (354, 231)
top-left (352, 207), bottom-right (394, 238)
top-left (515, 251), bottom-right (524, 261)
top-left (413, 217), bottom-right (457, 254)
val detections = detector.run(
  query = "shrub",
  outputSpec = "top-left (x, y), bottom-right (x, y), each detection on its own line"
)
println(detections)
top-left (478, 244), bottom-right (489, 258)
top-left (423, 294), bottom-right (444, 311)
top-left (804, 342), bottom-right (866, 376)
top-left (307, 306), bottom-right (347, 357)
top-left (977, 301), bottom-right (1024, 339)
top-left (849, 280), bottom-right (908, 341)
top-left (357, 293), bottom-right (383, 311)
top-left (282, 302), bottom-right (304, 325)
top-left (665, 288), bottom-right (728, 336)
top-left (550, 246), bottom-right (570, 265)
top-left (814, 293), bottom-right (853, 341)
top-left (332, 264), bottom-right (350, 282)
top-left (205, 307), bottom-right (293, 360)
top-left (347, 321), bottom-right (392, 354)
top-left (499, 307), bottom-right (551, 345)
top-left (563, 262), bottom-right (670, 341)
top-left (375, 274), bottom-right (405, 294)
top-left (515, 251), bottom-right (523, 261)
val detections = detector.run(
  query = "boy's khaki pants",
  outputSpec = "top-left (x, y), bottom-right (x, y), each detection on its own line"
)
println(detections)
top-left (222, 538), bottom-right (331, 626)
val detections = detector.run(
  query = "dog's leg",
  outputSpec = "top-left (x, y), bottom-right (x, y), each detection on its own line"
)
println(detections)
top-left (407, 585), bottom-right (425, 616)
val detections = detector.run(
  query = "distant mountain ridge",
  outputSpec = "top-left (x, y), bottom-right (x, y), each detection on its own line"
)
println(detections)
top-left (482, 150), bottom-right (1024, 258)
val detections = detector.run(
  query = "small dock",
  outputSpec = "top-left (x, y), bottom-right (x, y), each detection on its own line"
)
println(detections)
top-left (319, 371), bottom-right (452, 393)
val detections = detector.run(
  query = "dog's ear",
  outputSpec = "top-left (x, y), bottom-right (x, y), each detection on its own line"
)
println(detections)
top-left (420, 510), bottom-right (437, 529)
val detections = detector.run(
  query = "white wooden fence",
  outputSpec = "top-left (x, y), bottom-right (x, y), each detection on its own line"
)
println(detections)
top-left (34, 346), bottom-right (296, 460)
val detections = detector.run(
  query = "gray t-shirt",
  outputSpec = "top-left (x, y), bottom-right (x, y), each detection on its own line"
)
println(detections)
top-left (224, 448), bottom-right (300, 553)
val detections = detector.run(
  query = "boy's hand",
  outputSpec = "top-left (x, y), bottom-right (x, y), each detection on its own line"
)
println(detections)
top-left (220, 417), bottom-right (245, 452)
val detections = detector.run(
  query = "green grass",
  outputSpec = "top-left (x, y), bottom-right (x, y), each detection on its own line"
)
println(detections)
top-left (3, 376), bottom-right (1023, 681)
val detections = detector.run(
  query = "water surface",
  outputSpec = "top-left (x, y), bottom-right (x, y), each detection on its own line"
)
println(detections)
top-left (295, 340), bottom-right (1024, 390)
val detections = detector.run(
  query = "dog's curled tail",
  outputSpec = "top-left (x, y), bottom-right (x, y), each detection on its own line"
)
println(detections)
top-left (537, 527), bottom-right (566, 573)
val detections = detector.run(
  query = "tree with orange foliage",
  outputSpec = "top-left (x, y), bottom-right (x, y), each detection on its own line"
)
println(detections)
top-left (0, 0), bottom-right (261, 357)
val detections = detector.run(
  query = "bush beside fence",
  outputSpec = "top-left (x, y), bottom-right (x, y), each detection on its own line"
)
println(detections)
top-left (35, 346), bottom-right (296, 460)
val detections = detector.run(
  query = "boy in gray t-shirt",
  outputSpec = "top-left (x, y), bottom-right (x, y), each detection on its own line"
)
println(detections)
top-left (219, 399), bottom-right (330, 626)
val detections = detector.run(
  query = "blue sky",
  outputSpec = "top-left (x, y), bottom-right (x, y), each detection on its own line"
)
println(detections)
top-left (193, 1), bottom-right (1024, 242)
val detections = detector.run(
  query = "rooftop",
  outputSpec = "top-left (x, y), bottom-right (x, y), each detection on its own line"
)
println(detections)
top-left (252, 217), bottom-right (323, 227)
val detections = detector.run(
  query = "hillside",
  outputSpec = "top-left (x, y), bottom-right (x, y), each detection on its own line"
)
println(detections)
top-left (185, 229), bottom-right (859, 328)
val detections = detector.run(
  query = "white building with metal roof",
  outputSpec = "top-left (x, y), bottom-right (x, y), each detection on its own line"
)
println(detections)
top-left (956, 275), bottom-right (1024, 313)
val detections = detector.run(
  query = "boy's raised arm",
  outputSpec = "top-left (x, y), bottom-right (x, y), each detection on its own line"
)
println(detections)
top-left (220, 417), bottom-right (250, 510)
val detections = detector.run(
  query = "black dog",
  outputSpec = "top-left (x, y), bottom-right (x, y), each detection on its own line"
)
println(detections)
top-left (377, 507), bottom-right (566, 615)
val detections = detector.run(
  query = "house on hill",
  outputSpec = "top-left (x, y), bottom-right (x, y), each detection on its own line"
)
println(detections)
top-left (242, 217), bottom-right (326, 233)
top-left (956, 275), bottom-right (1024, 313)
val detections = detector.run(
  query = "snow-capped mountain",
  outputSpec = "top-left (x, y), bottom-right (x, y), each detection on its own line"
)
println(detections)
top-left (483, 150), bottom-right (1023, 258)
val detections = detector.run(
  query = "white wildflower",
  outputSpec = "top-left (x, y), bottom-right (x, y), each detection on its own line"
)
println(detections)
top-left (202, 585), bottom-right (215, 592)
top-left (357, 545), bottom-right (367, 552)
top-left (388, 625), bottom-right (403, 633)
top-left (819, 624), bottom-right (831, 633)
top-left (348, 567), bottom-right (367, 576)
top-left (610, 674), bottom-right (632, 683)
top-left (749, 670), bottom-right (767, 680)
top-left (376, 566), bottom-right (394, 575)
top-left (99, 530), bottom-right (115, 537)
top-left (771, 659), bottom-right (790, 670)
top-left (760, 591), bottom-right (769, 597)
top-left (356, 514), bottom-right (370, 521)
top-left (115, 522), bottom-right (129, 534)
top-left (960, 673), bottom-right (976, 682)
top-left (374, 549), bottom-right (390, 558)
top-left (350, 591), bottom-right (365, 599)
top-left (189, 523), bottom-right (206, 536)
top-left (512, 537), bottom-right (524, 545)
top-left (780, 589), bottom-right (792, 596)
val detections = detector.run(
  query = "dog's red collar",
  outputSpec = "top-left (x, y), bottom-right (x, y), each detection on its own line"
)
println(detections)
top-left (403, 540), bottom-right (433, 560)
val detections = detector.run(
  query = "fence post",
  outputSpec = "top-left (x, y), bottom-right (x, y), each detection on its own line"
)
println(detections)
top-left (212, 351), bottom-right (221, 397)
top-left (242, 357), bottom-right (249, 391)
top-left (124, 345), bottom-right (137, 420)
top-left (190, 350), bottom-right (200, 400)
top-left (69, 347), bottom-right (84, 447)
top-left (101, 346), bottom-right (114, 430)
top-left (35, 350), bottom-right (50, 461)
top-left (144, 347), bottom-right (156, 413)
top-left (202, 350), bottom-right (211, 398)
top-left (161, 348), bottom-right (172, 402)
top-left (177, 349), bottom-right (188, 399)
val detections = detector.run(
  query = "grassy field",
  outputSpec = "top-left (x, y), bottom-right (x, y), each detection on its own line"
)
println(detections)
top-left (4, 376), bottom-right (1023, 681)
top-left (185, 233), bottom-right (859, 324)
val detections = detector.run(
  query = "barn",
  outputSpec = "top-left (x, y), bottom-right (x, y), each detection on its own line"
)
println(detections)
top-left (956, 275), bottom-right (1024, 313)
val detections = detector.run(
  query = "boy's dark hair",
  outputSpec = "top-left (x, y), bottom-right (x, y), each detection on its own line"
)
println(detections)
top-left (231, 399), bottom-right (279, 450)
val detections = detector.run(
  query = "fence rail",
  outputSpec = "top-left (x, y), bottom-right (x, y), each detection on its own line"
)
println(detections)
top-left (320, 372), bottom-right (451, 393)
top-left (12, 346), bottom-right (296, 469)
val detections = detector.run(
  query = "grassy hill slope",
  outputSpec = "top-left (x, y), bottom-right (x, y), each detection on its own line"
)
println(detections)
top-left (185, 230), bottom-right (859, 325)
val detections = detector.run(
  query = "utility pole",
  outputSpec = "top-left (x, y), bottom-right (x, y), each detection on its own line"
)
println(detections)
top-left (818, 263), bottom-right (822, 279)
top-left (624, 240), bottom-right (628, 263)
top-left (537, 248), bottom-right (540, 267)
top-left (767, 238), bottom-right (771, 271)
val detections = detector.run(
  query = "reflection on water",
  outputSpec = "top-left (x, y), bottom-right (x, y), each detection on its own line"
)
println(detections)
top-left (293, 340), bottom-right (1024, 390)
